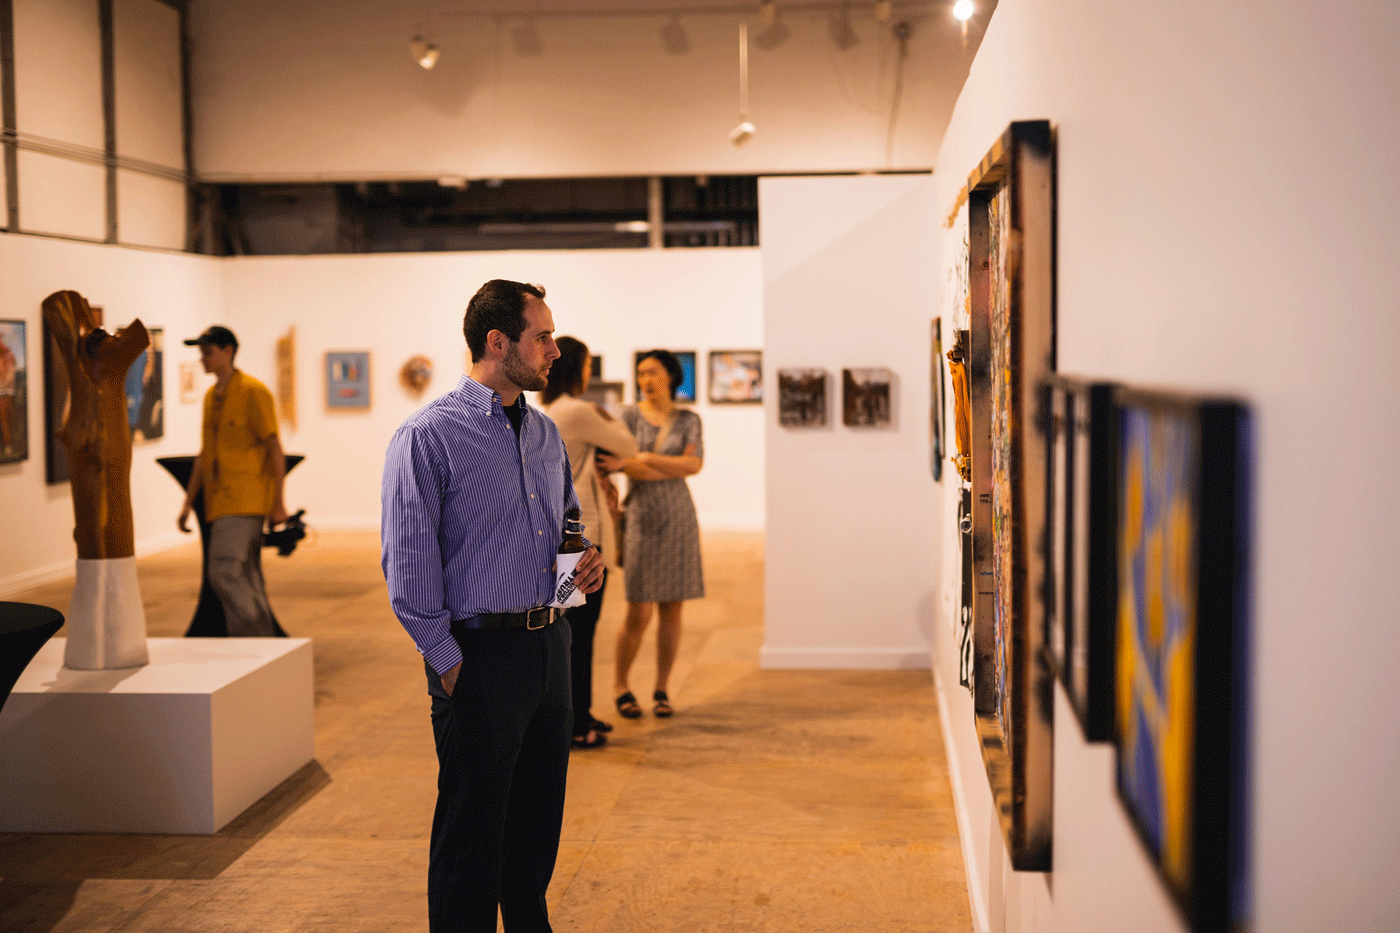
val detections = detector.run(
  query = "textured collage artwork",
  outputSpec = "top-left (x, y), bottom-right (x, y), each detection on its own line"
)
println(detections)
top-left (988, 184), bottom-right (1013, 743)
top-left (946, 208), bottom-right (974, 695)
top-left (1116, 402), bottom-right (1200, 895)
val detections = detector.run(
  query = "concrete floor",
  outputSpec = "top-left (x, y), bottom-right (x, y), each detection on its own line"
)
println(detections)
top-left (1, 530), bottom-right (971, 932)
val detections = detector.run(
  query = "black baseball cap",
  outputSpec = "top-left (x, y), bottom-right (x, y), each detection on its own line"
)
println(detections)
top-left (184, 325), bottom-right (238, 350)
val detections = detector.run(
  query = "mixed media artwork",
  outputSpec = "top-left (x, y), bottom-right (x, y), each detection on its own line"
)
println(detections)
top-left (400, 355), bottom-right (433, 397)
top-left (777, 368), bottom-right (827, 428)
top-left (708, 350), bottom-right (762, 404)
top-left (326, 351), bottom-right (371, 409)
top-left (0, 320), bottom-right (29, 464)
top-left (1114, 387), bottom-right (1251, 933)
top-left (1043, 376), bottom-right (1118, 741)
top-left (965, 119), bottom-right (1056, 870)
top-left (277, 328), bottom-right (297, 429)
top-left (634, 350), bottom-right (696, 403)
top-left (931, 319), bottom-right (945, 480)
top-left (125, 327), bottom-right (163, 444)
top-left (841, 368), bottom-right (892, 427)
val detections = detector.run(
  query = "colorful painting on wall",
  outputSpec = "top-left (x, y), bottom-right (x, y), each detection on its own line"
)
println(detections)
top-left (1114, 387), bottom-right (1251, 933)
top-left (326, 351), bottom-right (371, 409)
top-left (1044, 376), bottom-right (1119, 742)
top-left (965, 120), bottom-right (1056, 870)
top-left (841, 367), bottom-right (892, 427)
top-left (708, 350), bottom-right (762, 404)
top-left (125, 327), bottom-right (164, 444)
top-left (0, 320), bottom-right (29, 464)
top-left (633, 350), bottom-right (696, 403)
top-left (777, 369), bottom-right (827, 428)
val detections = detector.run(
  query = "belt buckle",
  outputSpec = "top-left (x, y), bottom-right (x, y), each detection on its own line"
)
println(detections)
top-left (526, 607), bottom-right (552, 630)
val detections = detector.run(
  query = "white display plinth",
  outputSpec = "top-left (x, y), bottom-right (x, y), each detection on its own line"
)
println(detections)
top-left (0, 637), bottom-right (314, 834)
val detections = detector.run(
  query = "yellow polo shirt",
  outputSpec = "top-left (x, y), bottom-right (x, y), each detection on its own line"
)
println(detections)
top-left (200, 370), bottom-right (279, 522)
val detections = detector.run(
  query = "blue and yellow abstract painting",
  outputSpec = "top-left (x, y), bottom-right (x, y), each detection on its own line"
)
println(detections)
top-left (1116, 401), bottom-right (1199, 896)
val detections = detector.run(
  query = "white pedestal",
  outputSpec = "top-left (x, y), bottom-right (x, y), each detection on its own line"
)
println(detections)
top-left (0, 637), bottom-right (314, 834)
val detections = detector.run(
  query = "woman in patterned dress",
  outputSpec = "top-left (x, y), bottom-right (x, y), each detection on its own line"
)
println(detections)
top-left (599, 350), bottom-right (704, 719)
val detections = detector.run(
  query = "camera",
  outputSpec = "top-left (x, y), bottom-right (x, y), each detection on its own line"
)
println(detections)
top-left (263, 509), bottom-right (308, 557)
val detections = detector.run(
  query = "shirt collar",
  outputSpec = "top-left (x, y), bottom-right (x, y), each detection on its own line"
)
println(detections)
top-left (457, 374), bottom-right (531, 418)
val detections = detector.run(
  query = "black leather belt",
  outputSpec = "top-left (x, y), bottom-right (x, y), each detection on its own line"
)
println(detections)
top-left (455, 607), bottom-right (561, 631)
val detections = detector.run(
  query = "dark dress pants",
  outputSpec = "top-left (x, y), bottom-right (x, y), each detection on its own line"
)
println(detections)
top-left (428, 620), bottom-right (572, 933)
top-left (566, 567), bottom-right (607, 738)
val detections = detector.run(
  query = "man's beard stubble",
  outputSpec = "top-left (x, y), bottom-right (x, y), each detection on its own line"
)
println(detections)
top-left (502, 342), bottom-right (548, 392)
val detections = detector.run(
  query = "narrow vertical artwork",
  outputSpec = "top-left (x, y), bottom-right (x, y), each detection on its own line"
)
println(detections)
top-left (930, 319), bottom-right (945, 481)
top-left (1114, 389), bottom-right (1251, 932)
top-left (277, 327), bottom-right (296, 429)
top-left (125, 327), bottom-right (163, 444)
top-left (966, 120), bottom-right (1056, 871)
top-left (0, 320), bottom-right (28, 463)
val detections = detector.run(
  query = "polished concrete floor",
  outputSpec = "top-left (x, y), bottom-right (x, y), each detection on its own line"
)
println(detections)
top-left (1, 531), bottom-right (971, 932)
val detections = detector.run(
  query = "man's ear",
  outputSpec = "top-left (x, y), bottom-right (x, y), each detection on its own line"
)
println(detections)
top-left (485, 328), bottom-right (508, 358)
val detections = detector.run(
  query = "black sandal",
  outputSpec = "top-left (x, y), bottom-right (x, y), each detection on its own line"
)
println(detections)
top-left (590, 717), bottom-right (614, 733)
top-left (571, 730), bottom-right (607, 749)
top-left (652, 690), bottom-right (674, 718)
top-left (615, 692), bottom-right (643, 719)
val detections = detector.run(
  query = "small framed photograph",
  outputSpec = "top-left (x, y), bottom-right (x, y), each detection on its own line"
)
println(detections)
top-left (777, 368), bottom-right (827, 428)
top-left (634, 350), bottom-right (697, 403)
top-left (708, 350), bottom-right (762, 404)
top-left (178, 362), bottom-right (200, 404)
top-left (841, 367), bottom-right (893, 427)
top-left (590, 355), bottom-right (603, 379)
top-left (326, 350), bottom-right (371, 409)
top-left (0, 319), bottom-right (30, 464)
top-left (581, 380), bottom-right (625, 417)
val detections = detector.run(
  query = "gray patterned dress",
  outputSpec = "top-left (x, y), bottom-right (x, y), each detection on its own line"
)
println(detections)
top-left (621, 406), bottom-right (705, 602)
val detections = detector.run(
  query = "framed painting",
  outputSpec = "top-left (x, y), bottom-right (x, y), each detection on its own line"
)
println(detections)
top-left (777, 368), bottom-right (827, 427)
top-left (581, 380), bottom-right (625, 417)
top-left (178, 362), bottom-right (200, 404)
top-left (326, 351), bottom-right (371, 409)
top-left (1113, 387), bottom-right (1251, 933)
top-left (590, 355), bottom-right (603, 380)
top-left (0, 320), bottom-right (29, 464)
top-left (633, 350), bottom-right (696, 403)
top-left (966, 119), bottom-right (1056, 870)
top-left (125, 327), bottom-right (164, 444)
top-left (708, 350), bottom-right (762, 404)
top-left (1043, 376), bottom-right (1118, 741)
top-left (931, 319), bottom-right (946, 480)
top-left (277, 327), bottom-right (297, 429)
top-left (841, 367), bottom-right (892, 427)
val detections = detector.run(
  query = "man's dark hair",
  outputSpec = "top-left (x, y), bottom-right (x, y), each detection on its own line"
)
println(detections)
top-left (462, 280), bottom-right (546, 361)
top-left (637, 349), bottom-right (684, 400)
top-left (542, 336), bottom-right (589, 405)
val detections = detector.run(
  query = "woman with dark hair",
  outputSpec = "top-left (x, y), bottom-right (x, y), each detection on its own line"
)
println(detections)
top-left (541, 337), bottom-right (638, 749)
top-left (599, 349), bottom-right (704, 719)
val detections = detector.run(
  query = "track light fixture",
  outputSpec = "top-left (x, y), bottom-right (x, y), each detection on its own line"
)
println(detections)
top-left (758, 0), bottom-right (778, 27)
top-left (952, 0), bottom-right (974, 21)
top-left (409, 35), bottom-right (439, 69)
top-left (873, 0), bottom-right (893, 23)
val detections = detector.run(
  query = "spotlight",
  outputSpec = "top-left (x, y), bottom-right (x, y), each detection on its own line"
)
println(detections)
top-left (730, 23), bottom-right (755, 147)
top-left (873, 0), bottom-right (893, 23)
top-left (512, 20), bottom-right (543, 57)
top-left (729, 121), bottom-right (756, 146)
top-left (758, 0), bottom-right (778, 27)
top-left (437, 176), bottom-right (468, 189)
top-left (409, 35), bottom-right (439, 69)
top-left (952, 0), bottom-right (974, 21)
top-left (829, 7), bottom-right (858, 50)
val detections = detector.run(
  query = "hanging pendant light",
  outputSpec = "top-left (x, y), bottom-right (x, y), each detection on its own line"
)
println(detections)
top-left (729, 22), bottom-right (755, 145)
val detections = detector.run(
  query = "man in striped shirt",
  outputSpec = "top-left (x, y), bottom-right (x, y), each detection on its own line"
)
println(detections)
top-left (381, 279), bottom-right (604, 933)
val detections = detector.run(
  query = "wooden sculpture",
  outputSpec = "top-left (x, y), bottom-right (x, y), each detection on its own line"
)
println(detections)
top-left (42, 290), bottom-right (148, 558)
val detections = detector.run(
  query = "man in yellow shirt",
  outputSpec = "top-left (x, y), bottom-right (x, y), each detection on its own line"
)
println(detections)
top-left (177, 326), bottom-right (290, 636)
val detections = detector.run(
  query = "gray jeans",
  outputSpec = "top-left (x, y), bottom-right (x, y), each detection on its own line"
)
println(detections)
top-left (208, 515), bottom-right (276, 637)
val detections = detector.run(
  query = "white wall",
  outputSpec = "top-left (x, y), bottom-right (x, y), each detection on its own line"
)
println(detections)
top-left (0, 233), bottom-right (224, 595)
top-left (188, 0), bottom-right (989, 181)
top-left (930, 2), bottom-right (1400, 932)
top-left (219, 248), bottom-right (765, 532)
top-left (760, 174), bottom-right (941, 670)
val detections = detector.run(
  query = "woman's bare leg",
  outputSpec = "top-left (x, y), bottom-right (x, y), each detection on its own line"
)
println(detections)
top-left (654, 601), bottom-right (684, 696)
top-left (614, 601), bottom-right (655, 695)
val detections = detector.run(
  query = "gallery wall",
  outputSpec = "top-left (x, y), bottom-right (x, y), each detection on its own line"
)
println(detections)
top-left (760, 173), bottom-right (941, 669)
top-left (0, 233), bottom-right (223, 595)
top-left (187, 0), bottom-right (987, 181)
top-left (218, 248), bottom-right (765, 531)
top-left (930, 1), bottom-right (1400, 932)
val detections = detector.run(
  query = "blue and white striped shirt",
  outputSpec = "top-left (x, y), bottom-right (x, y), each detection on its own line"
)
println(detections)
top-left (380, 374), bottom-right (582, 677)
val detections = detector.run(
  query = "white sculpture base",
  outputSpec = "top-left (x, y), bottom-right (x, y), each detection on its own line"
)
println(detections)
top-left (0, 637), bottom-right (315, 834)
top-left (64, 556), bottom-right (149, 670)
